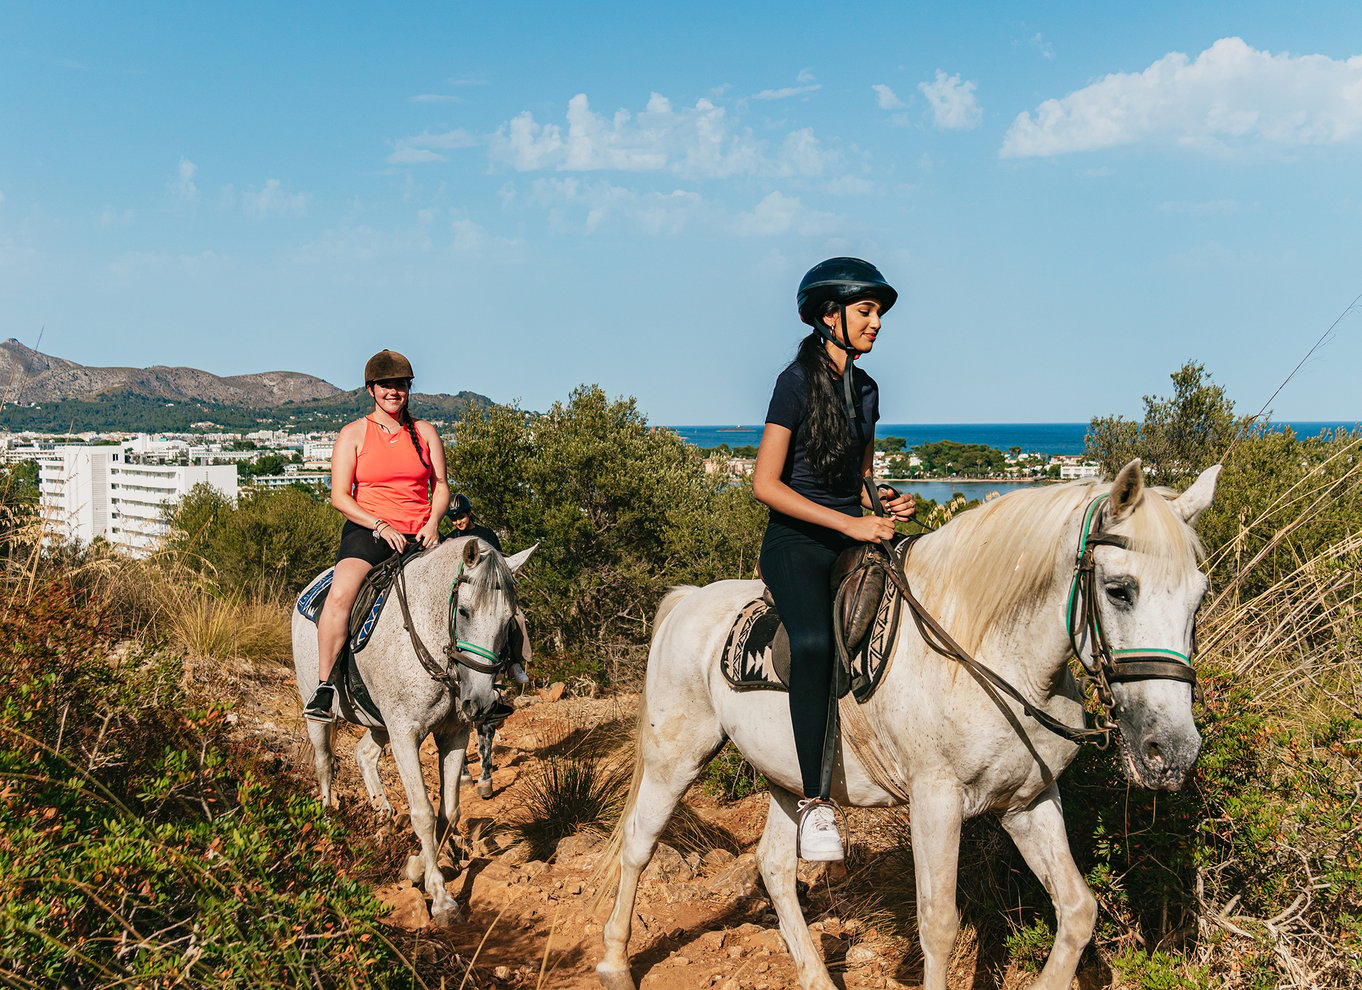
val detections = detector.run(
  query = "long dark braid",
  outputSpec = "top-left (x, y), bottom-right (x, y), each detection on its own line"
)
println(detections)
top-left (397, 402), bottom-right (431, 472)
top-left (794, 329), bottom-right (859, 486)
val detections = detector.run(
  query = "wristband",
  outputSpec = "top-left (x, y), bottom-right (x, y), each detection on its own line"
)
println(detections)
top-left (373, 520), bottom-right (388, 540)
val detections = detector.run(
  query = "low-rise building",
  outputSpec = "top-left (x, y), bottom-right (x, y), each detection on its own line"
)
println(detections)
top-left (39, 445), bottom-right (237, 556)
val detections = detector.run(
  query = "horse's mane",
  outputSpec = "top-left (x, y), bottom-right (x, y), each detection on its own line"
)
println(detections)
top-left (459, 539), bottom-right (519, 610)
top-left (908, 478), bottom-right (1203, 654)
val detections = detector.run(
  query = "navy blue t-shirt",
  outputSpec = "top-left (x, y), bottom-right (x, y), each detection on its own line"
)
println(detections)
top-left (764, 361), bottom-right (879, 518)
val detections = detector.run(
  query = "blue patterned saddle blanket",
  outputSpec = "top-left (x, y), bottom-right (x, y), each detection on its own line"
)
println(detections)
top-left (296, 568), bottom-right (386, 654)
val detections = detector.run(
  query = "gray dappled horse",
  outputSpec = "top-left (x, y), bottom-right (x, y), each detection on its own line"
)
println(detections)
top-left (292, 536), bottom-right (534, 923)
top-left (596, 461), bottom-right (1219, 990)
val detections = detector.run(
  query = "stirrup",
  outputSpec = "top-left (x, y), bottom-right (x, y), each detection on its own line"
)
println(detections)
top-left (303, 683), bottom-right (336, 723)
top-left (796, 798), bottom-right (848, 862)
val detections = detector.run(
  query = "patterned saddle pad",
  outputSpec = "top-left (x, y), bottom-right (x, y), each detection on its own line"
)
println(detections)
top-left (295, 548), bottom-right (425, 726)
top-left (720, 539), bottom-right (908, 703)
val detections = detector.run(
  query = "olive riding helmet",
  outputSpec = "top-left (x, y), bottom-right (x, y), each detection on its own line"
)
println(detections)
top-left (364, 349), bottom-right (415, 386)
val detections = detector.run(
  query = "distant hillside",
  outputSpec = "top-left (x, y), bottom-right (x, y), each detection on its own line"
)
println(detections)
top-left (0, 339), bottom-right (496, 433)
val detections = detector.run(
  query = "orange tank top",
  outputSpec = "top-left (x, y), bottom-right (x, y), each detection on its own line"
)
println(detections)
top-left (352, 417), bottom-right (434, 534)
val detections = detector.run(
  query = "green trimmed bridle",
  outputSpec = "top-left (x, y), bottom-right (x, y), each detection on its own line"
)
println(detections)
top-left (443, 561), bottom-right (513, 676)
top-left (1064, 493), bottom-right (1198, 744)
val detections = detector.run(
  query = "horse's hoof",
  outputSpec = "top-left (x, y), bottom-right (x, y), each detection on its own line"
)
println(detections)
top-left (460, 771), bottom-right (474, 785)
top-left (595, 965), bottom-right (637, 990)
top-left (476, 780), bottom-right (494, 800)
top-left (404, 854), bottom-right (424, 885)
top-left (430, 903), bottom-right (463, 927)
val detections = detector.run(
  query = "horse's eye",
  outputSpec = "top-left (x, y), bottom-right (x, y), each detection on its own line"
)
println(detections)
top-left (1105, 583), bottom-right (1136, 608)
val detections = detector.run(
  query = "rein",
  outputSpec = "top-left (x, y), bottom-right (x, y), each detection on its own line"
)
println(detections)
top-left (862, 480), bottom-right (1197, 748)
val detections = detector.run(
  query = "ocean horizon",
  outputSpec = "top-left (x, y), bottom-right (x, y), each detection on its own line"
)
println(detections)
top-left (666, 421), bottom-right (1360, 457)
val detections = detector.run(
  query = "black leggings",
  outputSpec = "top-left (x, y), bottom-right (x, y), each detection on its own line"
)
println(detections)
top-left (759, 515), bottom-right (854, 799)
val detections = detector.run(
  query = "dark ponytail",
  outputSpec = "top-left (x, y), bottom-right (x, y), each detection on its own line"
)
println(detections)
top-left (794, 329), bottom-right (858, 485)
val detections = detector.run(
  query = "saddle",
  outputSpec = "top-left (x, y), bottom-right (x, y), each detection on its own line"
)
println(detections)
top-left (720, 536), bottom-right (910, 702)
top-left (296, 545), bottom-right (426, 724)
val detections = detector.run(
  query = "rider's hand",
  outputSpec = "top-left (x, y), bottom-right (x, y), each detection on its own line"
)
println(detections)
top-left (415, 520), bottom-right (441, 549)
top-left (844, 513), bottom-right (898, 543)
top-left (882, 491), bottom-right (916, 522)
top-left (377, 522), bottom-right (407, 551)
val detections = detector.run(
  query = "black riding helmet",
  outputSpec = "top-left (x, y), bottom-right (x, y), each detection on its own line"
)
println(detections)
top-left (447, 492), bottom-right (472, 519)
top-left (795, 257), bottom-right (898, 422)
top-left (797, 257), bottom-right (897, 344)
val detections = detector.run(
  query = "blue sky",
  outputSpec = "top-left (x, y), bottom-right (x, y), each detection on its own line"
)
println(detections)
top-left (2, 1), bottom-right (1361, 424)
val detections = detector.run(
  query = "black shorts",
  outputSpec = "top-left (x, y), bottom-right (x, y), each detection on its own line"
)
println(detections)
top-left (335, 520), bottom-right (416, 566)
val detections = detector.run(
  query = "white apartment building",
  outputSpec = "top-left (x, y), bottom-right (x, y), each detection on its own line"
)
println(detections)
top-left (39, 445), bottom-right (237, 556)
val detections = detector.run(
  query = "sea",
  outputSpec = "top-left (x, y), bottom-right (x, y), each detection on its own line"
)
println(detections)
top-left (667, 420), bottom-right (1360, 505)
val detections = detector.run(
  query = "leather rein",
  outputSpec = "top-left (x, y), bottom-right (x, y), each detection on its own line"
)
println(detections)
top-left (863, 481), bottom-right (1197, 749)
top-left (391, 550), bottom-right (513, 690)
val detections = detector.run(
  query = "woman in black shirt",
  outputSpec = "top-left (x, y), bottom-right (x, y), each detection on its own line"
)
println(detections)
top-left (752, 257), bottom-right (916, 861)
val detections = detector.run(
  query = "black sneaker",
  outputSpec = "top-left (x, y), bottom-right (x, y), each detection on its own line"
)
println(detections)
top-left (304, 683), bottom-right (336, 723)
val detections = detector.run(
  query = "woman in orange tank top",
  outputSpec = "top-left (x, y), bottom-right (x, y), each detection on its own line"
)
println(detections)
top-left (304, 349), bottom-right (451, 722)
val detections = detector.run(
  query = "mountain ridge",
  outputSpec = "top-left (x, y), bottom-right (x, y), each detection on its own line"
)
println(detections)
top-left (0, 339), bottom-right (496, 432)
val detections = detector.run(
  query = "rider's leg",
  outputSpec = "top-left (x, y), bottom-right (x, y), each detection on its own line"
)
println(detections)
top-left (306, 556), bottom-right (375, 720)
top-left (759, 520), bottom-right (845, 860)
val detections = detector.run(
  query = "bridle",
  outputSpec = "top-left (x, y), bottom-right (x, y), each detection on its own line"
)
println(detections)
top-left (391, 552), bottom-right (515, 689)
top-left (1063, 493), bottom-right (1198, 743)
top-left (865, 484), bottom-right (1199, 749)
top-left (443, 560), bottom-right (514, 676)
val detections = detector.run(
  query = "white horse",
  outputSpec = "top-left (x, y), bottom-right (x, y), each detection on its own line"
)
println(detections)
top-left (292, 536), bottom-right (534, 923)
top-left (596, 461), bottom-right (1219, 990)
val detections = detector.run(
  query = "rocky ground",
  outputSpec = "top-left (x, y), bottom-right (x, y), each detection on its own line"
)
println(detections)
top-left (230, 656), bottom-right (1099, 990)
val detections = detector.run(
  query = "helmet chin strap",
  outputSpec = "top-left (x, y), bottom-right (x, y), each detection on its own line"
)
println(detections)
top-left (819, 303), bottom-right (858, 426)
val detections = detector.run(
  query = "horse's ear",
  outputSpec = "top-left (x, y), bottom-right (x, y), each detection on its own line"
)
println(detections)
top-left (1109, 459), bottom-right (1145, 520)
top-left (505, 542), bottom-right (538, 575)
top-left (1172, 463), bottom-right (1221, 525)
top-left (461, 538), bottom-right (480, 568)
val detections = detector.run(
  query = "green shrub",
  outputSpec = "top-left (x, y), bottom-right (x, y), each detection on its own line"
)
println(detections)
top-left (701, 743), bottom-right (767, 801)
top-left (165, 483), bottom-right (338, 599)
top-left (447, 386), bottom-right (765, 685)
top-left (0, 579), bottom-right (477, 989)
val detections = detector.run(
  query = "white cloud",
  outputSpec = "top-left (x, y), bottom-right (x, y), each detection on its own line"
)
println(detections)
top-left (919, 71), bottom-right (982, 130)
top-left (526, 177), bottom-right (705, 235)
top-left (489, 92), bottom-right (836, 179)
top-left (1021, 32), bottom-right (1054, 60)
top-left (732, 191), bottom-right (838, 237)
top-left (97, 206), bottom-right (135, 229)
top-left (387, 129), bottom-right (479, 164)
top-left (753, 82), bottom-right (821, 101)
top-left (1001, 37), bottom-right (1362, 158)
top-left (241, 179), bottom-right (310, 219)
top-left (872, 84), bottom-right (905, 110)
top-left (170, 158), bottom-right (198, 205)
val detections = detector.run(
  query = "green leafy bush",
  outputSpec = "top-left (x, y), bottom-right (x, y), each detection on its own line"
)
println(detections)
top-left (0, 579), bottom-right (441, 988)
top-left (447, 386), bottom-right (765, 685)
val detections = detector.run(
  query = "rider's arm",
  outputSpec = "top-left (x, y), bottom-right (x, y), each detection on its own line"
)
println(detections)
top-left (416, 422), bottom-right (450, 547)
top-left (329, 420), bottom-right (386, 529)
top-left (753, 424), bottom-right (892, 543)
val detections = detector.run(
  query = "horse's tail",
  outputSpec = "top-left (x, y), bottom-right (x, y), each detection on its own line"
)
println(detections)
top-left (651, 585), bottom-right (698, 639)
top-left (588, 585), bottom-right (699, 913)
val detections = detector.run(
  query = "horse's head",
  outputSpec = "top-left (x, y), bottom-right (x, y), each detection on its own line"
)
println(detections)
top-left (1079, 460), bottom-right (1219, 790)
top-left (448, 537), bottom-right (536, 722)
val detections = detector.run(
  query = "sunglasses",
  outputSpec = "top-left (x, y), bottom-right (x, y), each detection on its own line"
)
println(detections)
top-left (373, 378), bottom-right (412, 391)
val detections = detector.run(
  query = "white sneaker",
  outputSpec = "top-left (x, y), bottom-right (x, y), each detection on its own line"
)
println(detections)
top-left (797, 801), bottom-right (844, 862)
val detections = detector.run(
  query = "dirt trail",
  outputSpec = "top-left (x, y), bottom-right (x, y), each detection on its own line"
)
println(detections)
top-left (237, 662), bottom-right (1060, 990)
